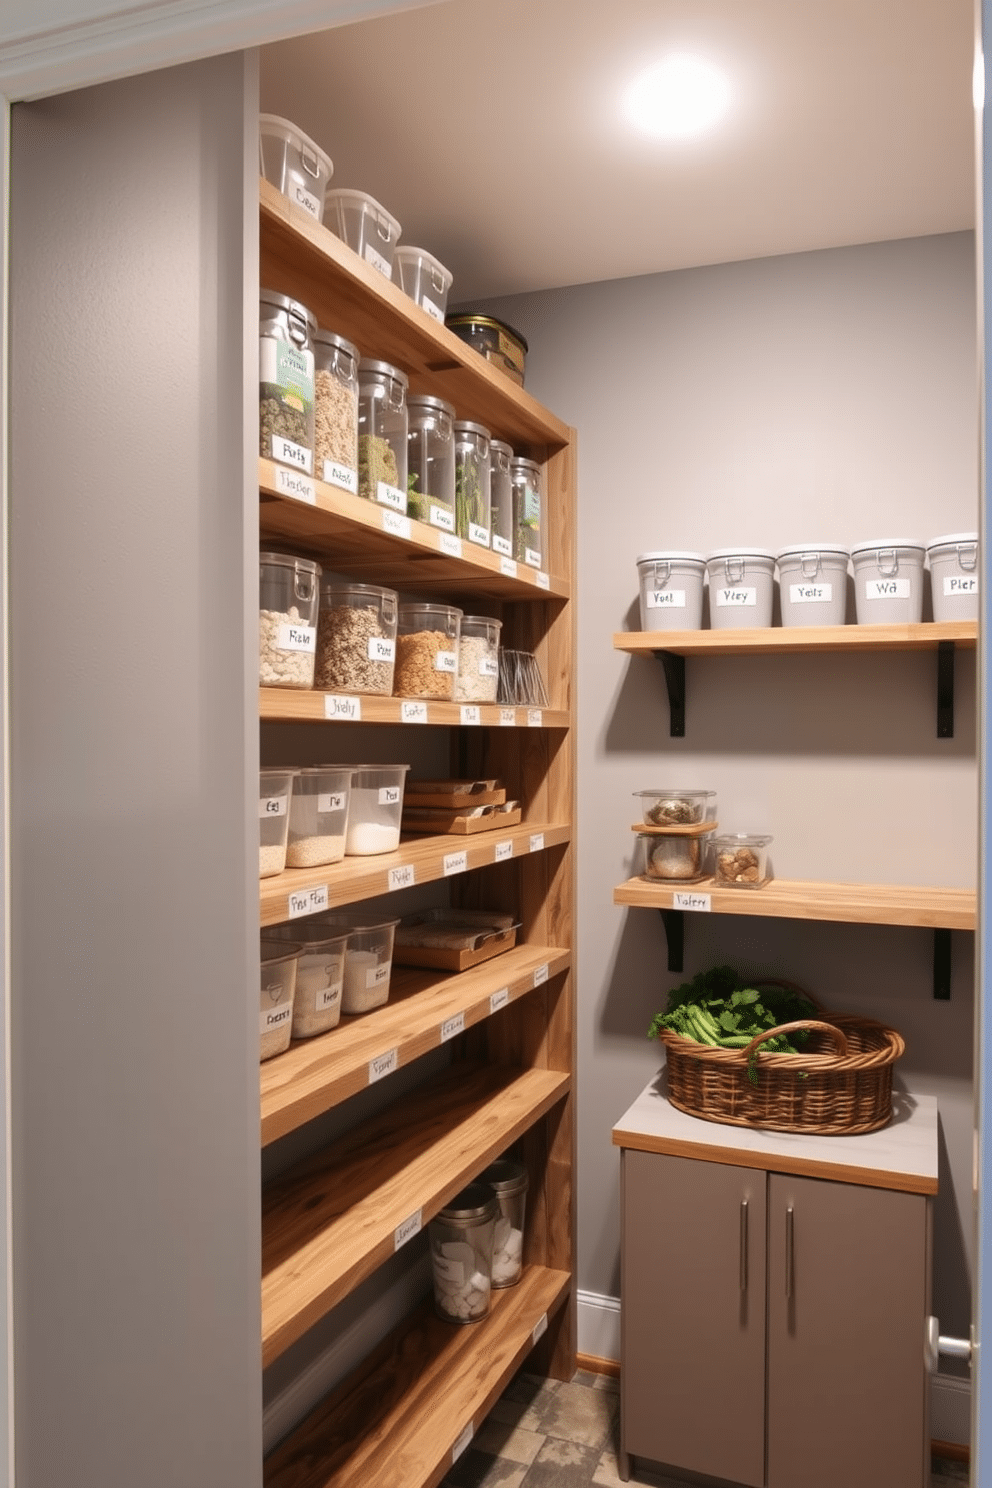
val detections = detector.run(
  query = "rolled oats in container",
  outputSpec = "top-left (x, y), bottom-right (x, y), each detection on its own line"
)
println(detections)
top-left (312, 328), bottom-right (359, 494)
top-left (455, 616), bottom-right (502, 703)
top-left (316, 581), bottom-right (398, 695)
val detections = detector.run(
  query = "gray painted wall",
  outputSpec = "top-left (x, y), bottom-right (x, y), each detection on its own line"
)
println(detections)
top-left (470, 230), bottom-right (978, 1344)
top-left (9, 54), bottom-right (262, 1486)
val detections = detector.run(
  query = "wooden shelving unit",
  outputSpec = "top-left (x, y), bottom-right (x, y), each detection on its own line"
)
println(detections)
top-left (613, 876), bottom-right (975, 930)
top-left (258, 183), bottom-right (576, 1483)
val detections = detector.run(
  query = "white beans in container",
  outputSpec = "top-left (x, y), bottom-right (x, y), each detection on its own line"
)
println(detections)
top-left (268, 922), bottom-right (348, 1039)
top-left (259, 552), bottom-right (321, 689)
top-left (318, 916), bottom-right (400, 1014)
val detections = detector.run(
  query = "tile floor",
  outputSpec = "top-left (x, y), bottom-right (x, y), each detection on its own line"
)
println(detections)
top-left (441, 1369), bottom-right (970, 1488)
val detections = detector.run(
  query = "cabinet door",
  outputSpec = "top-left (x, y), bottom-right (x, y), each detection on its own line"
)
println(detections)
top-left (621, 1149), bottom-right (766, 1486)
top-left (767, 1173), bottom-right (929, 1488)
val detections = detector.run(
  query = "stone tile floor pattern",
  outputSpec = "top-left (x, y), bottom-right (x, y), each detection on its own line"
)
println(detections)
top-left (440, 1369), bottom-right (970, 1488)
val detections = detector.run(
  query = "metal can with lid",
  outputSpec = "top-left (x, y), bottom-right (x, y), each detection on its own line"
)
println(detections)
top-left (312, 328), bottom-right (359, 495)
top-left (429, 1183), bottom-right (500, 1323)
top-left (259, 290), bottom-right (316, 475)
top-left (358, 360), bottom-right (408, 511)
top-left (454, 420), bottom-right (492, 547)
top-left (407, 393), bottom-right (456, 531)
top-left (477, 1159), bottom-right (528, 1287)
top-left (445, 313), bottom-right (528, 386)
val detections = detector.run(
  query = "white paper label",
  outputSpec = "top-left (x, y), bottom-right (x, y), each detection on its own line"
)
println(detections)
top-left (527, 708), bottom-right (543, 727)
top-left (789, 582), bottom-right (833, 604)
top-left (499, 708), bottom-right (516, 726)
top-left (532, 1313), bottom-right (549, 1346)
top-left (379, 786), bottom-right (402, 805)
top-left (317, 977), bottom-right (343, 1011)
top-left (444, 850), bottom-right (468, 876)
top-left (439, 532), bottom-right (462, 556)
top-left (275, 466), bottom-right (316, 505)
top-left (324, 693), bottom-right (361, 721)
top-left (271, 435), bottom-right (313, 475)
top-left (648, 588), bottom-right (686, 608)
top-left (479, 656), bottom-right (500, 678)
top-left (376, 480), bottom-right (407, 513)
top-left (452, 1424), bottom-right (474, 1463)
top-left (401, 700), bottom-right (429, 723)
top-left (276, 622), bottom-right (316, 653)
top-left (495, 840), bottom-right (514, 862)
top-left (388, 864), bottom-right (415, 891)
top-left (716, 587), bottom-right (757, 607)
top-left (367, 636), bottom-right (395, 663)
top-left (323, 460), bottom-right (358, 494)
top-left (431, 505), bottom-right (456, 533)
top-left (536, 571), bottom-right (551, 590)
top-left (288, 885), bottom-right (329, 918)
top-left (366, 963), bottom-right (391, 989)
top-left (435, 650), bottom-right (457, 673)
top-left (394, 1209), bottom-right (422, 1250)
top-left (364, 243), bottom-right (392, 276)
top-left (291, 182), bottom-right (320, 218)
top-left (490, 988), bottom-right (510, 1014)
top-left (674, 891), bottom-right (712, 912)
top-left (944, 575), bottom-right (978, 595)
top-left (317, 792), bottom-right (346, 814)
top-left (529, 833), bottom-right (545, 854)
top-left (460, 706), bottom-right (481, 725)
top-left (259, 794), bottom-right (288, 819)
top-left (533, 963), bottom-right (549, 988)
top-left (440, 1012), bottom-right (465, 1043)
top-left (469, 523), bottom-right (490, 547)
top-left (866, 578), bottom-right (911, 600)
top-left (260, 1002), bottom-right (291, 1035)
top-left (382, 508), bottom-right (412, 540)
top-left (494, 537), bottom-right (514, 560)
top-left (369, 1046), bottom-right (398, 1084)
top-left (525, 547), bottom-right (542, 568)
top-left (422, 295), bottom-right (445, 323)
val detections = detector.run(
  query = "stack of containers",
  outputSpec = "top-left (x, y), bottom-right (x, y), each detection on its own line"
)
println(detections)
top-left (633, 789), bottom-right (717, 883)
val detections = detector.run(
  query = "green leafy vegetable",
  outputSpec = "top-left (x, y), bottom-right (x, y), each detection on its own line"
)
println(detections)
top-left (648, 965), bottom-right (815, 1083)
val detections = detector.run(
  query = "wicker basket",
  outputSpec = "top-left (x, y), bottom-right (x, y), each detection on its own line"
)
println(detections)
top-left (660, 1011), bottom-right (905, 1136)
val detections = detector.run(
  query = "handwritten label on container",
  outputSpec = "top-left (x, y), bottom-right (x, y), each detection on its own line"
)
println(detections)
top-left (865, 578), bottom-right (910, 600)
top-left (715, 587), bottom-right (756, 607)
top-left (499, 708), bottom-right (516, 727)
top-left (275, 467), bottom-right (316, 504)
top-left (394, 1209), bottom-right (422, 1250)
top-left (440, 1012), bottom-right (466, 1043)
top-left (789, 583), bottom-right (832, 604)
top-left (494, 840), bottom-right (514, 863)
top-left (536, 571), bottom-right (551, 590)
top-left (379, 786), bottom-right (402, 806)
top-left (292, 183), bottom-right (321, 219)
top-left (364, 244), bottom-right (392, 277)
top-left (259, 795), bottom-right (288, 818)
top-left (366, 963), bottom-right (391, 989)
top-left (533, 963), bottom-right (549, 988)
top-left (469, 523), bottom-right (490, 547)
top-left (460, 705), bottom-right (481, 726)
top-left (431, 506), bottom-right (456, 534)
top-left (422, 296), bottom-right (445, 324)
top-left (324, 694), bottom-right (362, 721)
top-left (381, 507), bottom-right (411, 539)
top-left (529, 833), bottom-right (545, 854)
top-left (648, 588), bottom-right (686, 608)
top-left (271, 436), bottom-right (312, 475)
top-left (490, 988), bottom-right (510, 1014)
top-left (323, 460), bottom-right (358, 494)
top-left (480, 657), bottom-right (500, 678)
top-left (435, 650), bottom-right (457, 673)
top-left (368, 636), bottom-right (395, 663)
top-left (944, 575), bottom-right (978, 595)
top-left (532, 1313), bottom-right (549, 1346)
top-left (673, 891), bottom-right (711, 912)
top-left (368, 1047), bottom-right (398, 1084)
top-left (444, 851), bottom-right (468, 877)
top-left (452, 1424), bottom-right (474, 1463)
top-left (388, 864), bottom-right (415, 892)
top-left (401, 700), bottom-right (429, 724)
top-left (499, 554), bottom-right (518, 577)
top-left (494, 537), bottom-right (514, 559)
top-left (277, 622), bottom-right (316, 653)
top-left (438, 531), bottom-right (462, 555)
top-left (260, 1002), bottom-right (291, 1035)
top-left (527, 708), bottom-right (543, 727)
top-left (376, 481), bottom-right (407, 513)
top-left (317, 792), bottom-right (346, 813)
top-left (525, 548), bottom-right (542, 568)
top-left (288, 885), bottom-right (329, 918)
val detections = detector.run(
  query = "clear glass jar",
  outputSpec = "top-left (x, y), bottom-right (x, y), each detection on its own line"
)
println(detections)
top-left (395, 603), bottom-right (462, 701)
top-left (490, 439), bottom-right (514, 557)
top-left (454, 420), bottom-right (491, 547)
top-left (407, 394), bottom-right (456, 531)
top-left (358, 360), bottom-right (408, 512)
top-left (315, 581), bottom-right (398, 695)
top-left (259, 290), bottom-right (316, 475)
top-left (312, 328), bottom-right (359, 494)
top-left (455, 615), bottom-right (502, 703)
top-left (429, 1183), bottom-right (499, 1323)
top-left (259, 552), bottom-right (321, 689)
top-left (477, 1159), bottom-right (528, 1287)
top-left (511, 457), bottom-right (544, 568)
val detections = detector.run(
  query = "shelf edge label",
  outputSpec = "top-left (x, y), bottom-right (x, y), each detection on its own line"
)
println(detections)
top-left (529, 832), bottom-right (545, 854)
top-left (288, 885), bottom-right (329, 919)
top-left (452, 1424), bottom-right (474, 1463)
top-left (439, 531), bottom-right (462, 556)
top-left (494, 840), bottom-right (514, 863)
top-left (401, 700), bottom-right (429, 724)
top-left (499, 555), bottom-right (518, 577)
top-left (444, 850), bottom-right (468, 877)
top-left (368, 1047), bottom-right (399, 1084)
top-left (533, 963), bottom-right (549, 988)
top-left (460, 705), bottom-right (481, 726)
top-left (393, 1208), bottom-right (422, 1250)
top-left (673, 891), bottom-right (711, 912)
top-left (324, 694), bottom-right (362, 721)
top-left (388, 864), bottom-right (415, 891)
top-left (536, 571), bottom-right (551, 590)
top-left (499, 708), bottom-right (516, 727)
top-left (382, 507), bottom-right (412, 539)
top-left (274, 466), bottom-right (316, 504)
top-left (440, 1012), bottom-right (466, 1043)
top-left (532, 1312), bottom-right (549, 1346)
top-left (490, 987), bottom-right (510, 1014)
top-left (527, 708), bottom-right (543, 727)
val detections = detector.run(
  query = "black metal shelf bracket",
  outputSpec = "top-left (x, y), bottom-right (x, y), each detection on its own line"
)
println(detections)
top-left (933, 928), bottom-right (952, 1000)
top-left (937, 641), bottom-right (955, 739)
top-left (659, 909), bottom-right (685, 973)
top-left (653, 650), bottom-right (686, 737)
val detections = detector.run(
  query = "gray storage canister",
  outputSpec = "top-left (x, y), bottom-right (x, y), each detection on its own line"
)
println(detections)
top-left (706, 548), bottom-right (775, 629)
top-left (851, 539), bottom-right (926, 624)
top-left (927, 532), bottom-right (979, 622)
top-left (636, 551), bottom-right (706, 630)
top-left (776, 545), bottom-right (849, 627)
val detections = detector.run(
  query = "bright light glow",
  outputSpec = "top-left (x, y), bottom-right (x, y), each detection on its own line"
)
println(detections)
top-left (622, 53), bottom-right (731, 140)
top-left (974, 49), bottom-right (985, 111)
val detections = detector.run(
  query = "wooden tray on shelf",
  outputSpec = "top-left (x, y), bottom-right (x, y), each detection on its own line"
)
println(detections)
top-left (393, 913), bottom-right (520, 972)
top-left (403, 804), bottom-right (521, 835)
top-left (404, 779), bottom-right (505, 810)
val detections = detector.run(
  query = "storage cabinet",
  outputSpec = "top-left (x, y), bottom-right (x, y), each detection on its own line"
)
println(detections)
top-left (615, 1081), bottom-right (936, 1488)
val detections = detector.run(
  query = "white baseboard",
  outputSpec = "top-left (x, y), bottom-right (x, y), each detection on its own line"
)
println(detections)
top-left (578, 1289), bottom-right (971, 1447)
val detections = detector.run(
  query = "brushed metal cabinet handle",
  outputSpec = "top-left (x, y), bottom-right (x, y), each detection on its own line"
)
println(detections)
top-left (785, 1205), bottom-right (795, 1298)
top-left (739, 1198), bottom-right (748, 1293)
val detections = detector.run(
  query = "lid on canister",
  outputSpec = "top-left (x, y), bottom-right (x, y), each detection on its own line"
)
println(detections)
top-left (636, 550), bottom-right (706, 565)
top-left (706, 547), bottom-right (776, 561)
top-left (776, 544), bottom-right (849, 562)
top-left (312, 326), bottom-right (359, 360)
top-left (927, 531), bottom-right (979, 553)
top-left (260, 937), bottom-right (300, 966)
top-left (445, 314), bottom-right (529, 355)
top-left (398, 602), bottom-right (463, 620)
top-left (259, 115), bottom-right (334, 179)
top-left (453, 420), bottom-right (492, 441)
top-left (510, 457), bottom-right (540, 475)
top-left (259, 551), bottom-right (322, 576)
top-left (358, 359), bottom-right (408, 389)
top-left (438, 1183), bottom-right (500, 1221)
top-left (490, 439), bottom-right (513, 459)
top-left (407, 393), bottom-right (456, 417)
top-left (850, 538), bottom-right (926, 557)
top-left (478, 1159), bottom-right (528, 1195)
top-left (259, 288), bottom-right (317, 334)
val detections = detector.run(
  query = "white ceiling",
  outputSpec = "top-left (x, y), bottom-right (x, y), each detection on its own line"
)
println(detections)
top-left (261, 0), bottom-right (976, 302)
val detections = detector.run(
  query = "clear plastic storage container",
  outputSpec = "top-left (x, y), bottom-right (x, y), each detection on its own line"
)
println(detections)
top-left (634, 789), bottom-right (716, 826)
top-left (706, 549), bottom-right (776, 629)
top-left (358, 360), bottom-right (409, 511)
top-left (259, 938), bottom-right (298, 1060)
top-left (454, 421), bottom-right (492, 547)
top-left (429, 1183), bottom-right (500, 1323)
top-left (711, 833), bottom-right (773, 888)
top-left (395, 603), bottom-right (462, 701)
top-left (392, 246), bottom-right (453, 323)
top-left (455, 615), bottom-right (502, 703)
top-left (318, 914), bottom-right (400, 1014)
top-left (636, 552), bottom-right (706, 631)
top-left (343, 764), bottom-right (411, 855)
top-left (315, 581), bottom-right (398, 695)
top-left (285, 765), bottom-right (352, 869)
top-left (639, 832), bottom-right (706, 882)
top-left (269, 921), bottom-right (349, 1039)
top-left (407, 394), bottom-right (456, 530)
top-left (312, 328), bottom-right (359, 494)
top-left (489, 440), bottom-right (514, 558)
top-left (851, 540), bottom-right (926, 624)
top-left (776, 545), bottom-right (849, 627)
top-left (511, 457), bottom-right (544, 568)
top-left (927, 533), bottom-right (979, 622)
top-left (259, 770), bottom-right (295, 878)
top-left (323, 187), bottom-right (401, 276)
top-left (477, 1159), bottom-right (528, 1287)
top-left (259, 290), bottom-right (316, 476)
top-left (259, 114), bottom-right (333, 221)
top-left (259, 552), bottom-right (321, 689)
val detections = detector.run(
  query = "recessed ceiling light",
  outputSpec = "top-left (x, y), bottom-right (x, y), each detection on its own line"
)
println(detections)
top-left (622, 53), bottom-right (731, 140)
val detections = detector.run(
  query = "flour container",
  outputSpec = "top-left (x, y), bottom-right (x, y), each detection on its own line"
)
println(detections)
top-left (392, 246), bottom-right (453, 322)
top-left (477, 1159), bottom-right (528, 1287)
top-left (927, 533), bottom-right (979, 622)
top-left (285, 766), bottom-right (352, 869)
top-left (259, 939), bottom-right (299, 1060)
top-left (636, 552), bottom-right (706, 631)
top-left (429, 1183), bottom-right (500, 1323)
top-left (343, 764), bottom-right (411, 855)
top-left (358, 360), bottom-right (408, 510)
top-left (851, 540), bottom-right (925, 624)
top-left (259, 770), bottom-right (295, 877)
top-left (259, 114), bottom-right (333, 221)
top-left (776, 545), bottom-right (849, 627)
top-left (318, 914), bottom-right (400, 1014)
top-left (323, 188), bottom-right (401, 277)
top-left (706, 549), bottom-right (775, 629)
top-left (269, 921), bottom-right (349, 1039)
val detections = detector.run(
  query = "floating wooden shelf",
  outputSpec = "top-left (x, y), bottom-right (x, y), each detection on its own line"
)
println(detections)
top-left (259, 687), bottom-right (568, 729)
top-left (263, 1265), bottom-right (570, 1488)
top-left (613, 876), bottom-right (975, 930)
top-left (260, 945), bottom-right (571, 1145)
top-left (261, 1062), bottom-right (570, 1366)
top-left (613, 620), bottom-right (977, 657)
top-left (260, 823), bottom-right (570, 927)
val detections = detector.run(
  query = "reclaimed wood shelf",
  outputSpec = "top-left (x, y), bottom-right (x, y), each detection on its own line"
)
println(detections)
top-left (263, 1265), bottom-right (571, 1488)
top-left (260, 823), bottom-right (570, 927)
top-left (613, 875), bottom-right (975, 930)
top-left (261, 1062), bottom-right (570, 1366)
top-left (613, 620), bottom-right (977, 657)
top-left (260, 687), bottom-right (568, 729)
top-left (261, 944), bottom-right (571, 1145)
